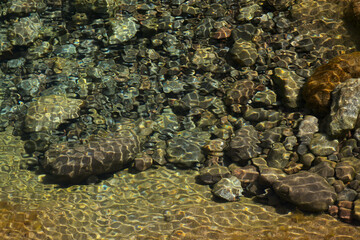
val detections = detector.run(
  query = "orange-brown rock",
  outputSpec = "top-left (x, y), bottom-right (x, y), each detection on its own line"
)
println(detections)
top-left (302, 52), bottom-right (360, 114)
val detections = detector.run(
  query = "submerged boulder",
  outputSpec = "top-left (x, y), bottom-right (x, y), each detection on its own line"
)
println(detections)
top-left (41, 130), bottom-right (141, 183)
top-left (272, 171), bottom-right (337, 212)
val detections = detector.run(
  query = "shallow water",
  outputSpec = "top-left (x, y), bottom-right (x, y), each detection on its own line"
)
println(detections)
top-left (1, 0), bottom-right (360, 239)
top-left (0, 127), bottom-right (360, 239)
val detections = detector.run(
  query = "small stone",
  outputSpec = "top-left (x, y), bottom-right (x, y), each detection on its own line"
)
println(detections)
top-left (273, 67), bottom-right (304, 109)
top-left (338, 207), bottom-right (352, 223)
top-left (266, 143), bottom-right (291, 169)
top-left (309, 161), bottom-right (334, 178)
top-left (353, 199), bottom-right (360, 221)
top-left (267, 0), bottom-right (295, 11)
top-left (134, 153), bottom-right (153, 171)
top-left (335, 162), bottom-right (356, 183)
top-left (283, 162), bottom-right (303, 174)
top-left (236, 4), bottom-right (260, 22)
top-left (197, 165), bottom-right (231, 185)
top-left (337, 188), bottom-right (357, 202)
top-left (229, 164), bottom-right (259, 186)
top-left (230, 40), bottom-right (258, 67)
top-left (272, 171), bottom-right (337, 212)
top-left (297, 143), bottom-right (308, 156)
top-left (332, 179), bottom-right (346, 193)
top-left (309, 133), bottom-right (338, 156)
top-left (328, 205), bottom-right (338, 217)
top-left (297, 115), bottom-right (319, 138)
top-left (338, 200), bottom-right (354, 209)
top-left (109, 17), bottom-right (139, 44)
top-left (227, 125), bottom-right (261, 165)
top-left (166, 137), bottom-right (205, 168)
top-left (212, 176), bottom-right (243, 201)
top-left (258, 167), bottom-right (286, 187)
top-left (300, 153), bottom-right (315, 168)
top-left (283, 136), bottom-right (297, 151)
top-left (252, 89), bottom-right (277, 106)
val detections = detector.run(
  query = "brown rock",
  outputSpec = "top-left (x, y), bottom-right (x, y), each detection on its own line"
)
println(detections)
top-left (258, 167), bottom-right (286, 187)
top-left (338, 207), bottom-right (352, 223)
top-left (335, 162), bottom-right (356, 183)
top-left (134, 153), bottom-right (153, 171)
top-left (328, 205), bottom-right (338, 217)
top-left (229, 164), bottom-right (259, 186)
top-left (198, 165), bottom-right (231, 185)
top-left (353, 199), bottom-right (360, 221)
top-left (272, 171), bottom-right (337, 212)
top-left (332, 179), bottom-right (345, 193)
top-left (309, 161), bottom-right (334, 178)
top-left (302, 52), bottom-right (360, 115)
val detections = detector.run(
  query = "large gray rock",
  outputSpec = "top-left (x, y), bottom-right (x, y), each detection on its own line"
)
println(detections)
top-left (328, 78), bottom-right (360, 137)
top-left (272, 171), bottom-right (337, 212)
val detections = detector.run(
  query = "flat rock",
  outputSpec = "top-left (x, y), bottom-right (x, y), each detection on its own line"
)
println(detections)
top-left (41, 130), bottom-right (141, 183)
top-left (272, 171), bottom-right (337, 212)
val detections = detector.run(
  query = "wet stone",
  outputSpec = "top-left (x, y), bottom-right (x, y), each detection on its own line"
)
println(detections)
top-left (162, 80), bottom-right (185, 94)
top-left (266, 143), bottom-right (291, 169)
top-left (197, 165), bottom-right (231, 185)
top-left (212, 176), bottom-right (243, 202)
top-left (300, 153), bottom-right (315, 169)
top-left (236, 4), bottom-right (260, 22)
top-left (229, 164), bottom-right (259, 186)
top-left (8, 13), bottom-right (42, 45)
top-left (353, 199), bottom-right (360, 221)
top-left (16, 74), bottom-right (46, 99)
top-left (309, 133), bottom-right (338, 156)
top-left (109, 17), bottom-right (139, 44)
top-left (134, 152), bottom-right (153, 172)
top-left (273, 68), bottom-right (304, 109)
top-left (335, 162), bottom-right (356, 183)
top-left (337, 188), bottom-right (357, 202)
top-left (297, 115), bottom-right (319, 138)
top-left (283, 136), bottom-right (297, 151)
top-left (7, 0), bottom-right (46, 14)
top-left (267, 0), bottom-right (295, 11)
top-left (309, 161), bottom-right (335, 179)
top-left (42, 130), bottom-right (141, 183)
top-left (24, 95), bottom-right (84, 132)
top-left (243, 107), bottom-right (282, 122)
top-left (225, 80), bottom-right (256, 110)
top-left (166, 137), bottom-right (205, 168)
top-left (192, 47), bottom-right (218, 72)
top-left (328, 78), bottom-right (360, 137)
top-left (272, 171), bottom-right (337, 212)
top-left (252, 89), bottom-right (277, 106)
top-left (259, 127), bottom-right (282, 149)
top-left (333, 179), bottom-right (346, 193)
top-left (230, 40), bottom-right (258, 67)
top-left (259, 167), bottom-right (287, 187)
top-left (227, 125), bottom-right (261, 165)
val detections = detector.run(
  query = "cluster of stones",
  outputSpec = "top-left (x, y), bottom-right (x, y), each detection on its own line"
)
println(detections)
top-left (0, 0), bottom-right (360, 228)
